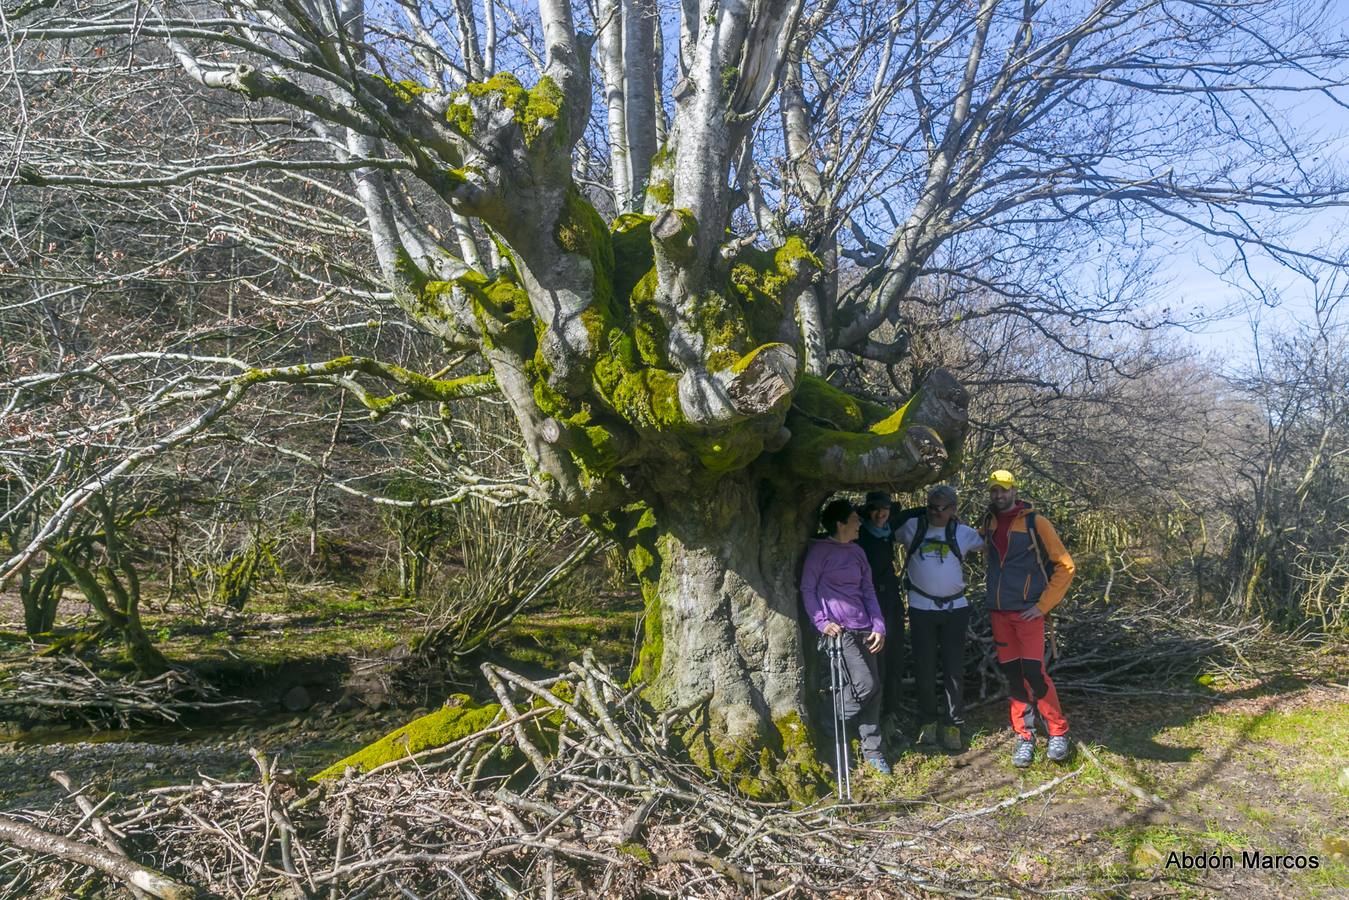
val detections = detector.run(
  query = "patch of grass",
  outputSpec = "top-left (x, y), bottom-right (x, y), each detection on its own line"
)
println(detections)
top-left (1159, 700), bottom-right (1349, 809)
top-left (1105, 823), bottom-right (1250, 875)
top-left (1238, 802), bottom-right (1275, 826)
top-left (1292, 837), bottom-right (1349, 896)
top-left (861, 747), bottom-right (951, 802)
top-left (1246, 703), bottom-right (1349, 801)
top-left (489, 608), bottom-right (639, 675)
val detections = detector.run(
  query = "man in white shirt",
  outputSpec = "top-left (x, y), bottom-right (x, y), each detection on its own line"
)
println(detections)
top-left (894, 485), bottom-right (985, 751)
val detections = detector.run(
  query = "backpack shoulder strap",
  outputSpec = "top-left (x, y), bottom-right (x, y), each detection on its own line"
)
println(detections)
top-left (1025, 511), bottom-right (1050, 574)
top-left (904, 513), bottom-right (928, 559)
top-left (892, 506), bottom-right (924, 526)
top-left (946, 517), bottom-right (962, 563)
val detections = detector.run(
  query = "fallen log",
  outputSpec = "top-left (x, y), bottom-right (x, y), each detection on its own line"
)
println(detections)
top-left (0, 814), bottom-right (197, 900)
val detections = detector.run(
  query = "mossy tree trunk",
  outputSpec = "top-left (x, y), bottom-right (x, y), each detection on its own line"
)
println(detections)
top-left (611, 477), bottom-right (827, 798)
top-left (20, 562), bottom-right (66, 636)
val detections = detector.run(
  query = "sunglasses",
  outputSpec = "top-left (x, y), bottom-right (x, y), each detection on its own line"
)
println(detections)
top-left (927, 503), bottom-right (953, 513)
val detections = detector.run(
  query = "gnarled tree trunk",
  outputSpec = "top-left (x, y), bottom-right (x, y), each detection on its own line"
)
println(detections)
top-left (632, 476), bottom-right (825, 798)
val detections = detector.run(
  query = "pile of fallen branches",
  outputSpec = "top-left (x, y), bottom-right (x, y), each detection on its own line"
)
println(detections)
top-left (966, 594), bottom-right (1276, 702)
top-left (0, 657), bottom-right (254, 729)
top-left (0, 653), bottom-right (1059, 898)
top-left (1049, 595), bottom-right (1273, 692)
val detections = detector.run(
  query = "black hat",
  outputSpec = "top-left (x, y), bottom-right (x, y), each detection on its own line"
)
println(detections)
top-left (864, 491), bottom-right (892, 510)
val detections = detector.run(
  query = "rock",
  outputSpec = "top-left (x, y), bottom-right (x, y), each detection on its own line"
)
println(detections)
top-left (282, 685), bottom-right (312, 712)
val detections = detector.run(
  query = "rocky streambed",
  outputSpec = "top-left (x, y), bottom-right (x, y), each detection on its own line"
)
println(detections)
top-left (0, 707), bottom-right (413, 811)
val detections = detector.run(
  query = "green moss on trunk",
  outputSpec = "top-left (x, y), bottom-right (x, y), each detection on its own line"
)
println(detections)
top-left (454, 72), bottom-right (565, 148)
top-left (791, 374), bottom-right (892, 431)
top-left (682, 711), bottom-right (830, 804)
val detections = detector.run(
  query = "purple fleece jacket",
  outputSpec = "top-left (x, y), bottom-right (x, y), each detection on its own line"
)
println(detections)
top-left (800, 538), bottom-right (886, 635)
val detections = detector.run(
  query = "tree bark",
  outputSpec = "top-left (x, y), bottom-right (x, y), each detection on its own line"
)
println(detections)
top-left (607, 474), bottom-right (831, 799)
top-left (622, 0), bottom-right (658, 206)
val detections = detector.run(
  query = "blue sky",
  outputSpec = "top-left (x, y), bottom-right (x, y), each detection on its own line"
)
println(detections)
top-left (1157, 89), bottom-right (1349, 368)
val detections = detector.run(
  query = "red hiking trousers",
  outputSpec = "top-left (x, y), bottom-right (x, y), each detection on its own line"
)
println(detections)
top-left (991, 611), bottom-right (1069, 739)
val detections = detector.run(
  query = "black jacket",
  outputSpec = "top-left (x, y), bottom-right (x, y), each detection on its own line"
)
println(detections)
top-left (856, 524), bottom-right (901, 611)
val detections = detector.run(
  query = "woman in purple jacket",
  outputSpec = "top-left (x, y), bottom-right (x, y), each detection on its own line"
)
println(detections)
top-left (801, 498), bottom-right (890, 774)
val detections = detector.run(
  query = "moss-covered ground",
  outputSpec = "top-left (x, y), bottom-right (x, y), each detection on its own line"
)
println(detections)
top-left (0, 574), bottom-right (641, 804)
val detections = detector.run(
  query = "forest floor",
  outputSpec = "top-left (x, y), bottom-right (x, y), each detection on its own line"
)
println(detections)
top-left (0, 584), bottom-right (1346, 897)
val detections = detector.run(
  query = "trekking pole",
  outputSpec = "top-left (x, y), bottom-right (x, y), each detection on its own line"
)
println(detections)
top-left (827, 633), bottom-right (842, 799)
top-left (828, 632), bottom-right (851, 801)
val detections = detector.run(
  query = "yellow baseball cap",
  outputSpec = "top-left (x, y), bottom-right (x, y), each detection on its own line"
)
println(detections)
top-left (988, 469), bottom-right (1016, 489)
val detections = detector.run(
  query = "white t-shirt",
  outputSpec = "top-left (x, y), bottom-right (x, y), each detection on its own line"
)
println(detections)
top-left (894, 521), bottom-right (985, 611)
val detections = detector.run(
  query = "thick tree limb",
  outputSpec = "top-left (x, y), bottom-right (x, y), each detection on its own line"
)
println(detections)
top-left (0, 815), bottom-right (197, 899)
top-left (778, 368), bottom-right (967, 488)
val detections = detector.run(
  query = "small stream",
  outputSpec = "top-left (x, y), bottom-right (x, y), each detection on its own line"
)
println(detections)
top-left (0, 706), bottom-right (409, 811)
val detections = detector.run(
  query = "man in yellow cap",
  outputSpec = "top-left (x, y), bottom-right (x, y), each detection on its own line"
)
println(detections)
top-left (981, 470), bottom-right (1076, 767)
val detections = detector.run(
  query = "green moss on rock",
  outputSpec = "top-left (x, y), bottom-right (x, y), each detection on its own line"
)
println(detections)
top-left (312, 697), bottom-right (502, 780)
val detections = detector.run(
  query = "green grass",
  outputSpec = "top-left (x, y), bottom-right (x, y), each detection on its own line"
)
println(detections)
top-left (1291, 837), bottom-right (1349, 896)
top-left (1238, 802), bottom-right (1275, 826)
top-left (488, 608), bottom-right (639, 675)
top-left (859, 746), bottom-right (952, 802)
top-left (1156, 700), bottom-right (1349, 810)
top-left (1105, 823), bottom-right (1251, 872)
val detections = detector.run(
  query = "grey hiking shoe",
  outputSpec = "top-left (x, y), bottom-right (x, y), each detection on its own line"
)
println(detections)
top-left (865, 755), bottom-right (891, 775)
top-left (1047, 734), bottom-right (1071, 762)
top-left (1012, 737), bottom-right (1035, 768)
top-left (917, 722), bottom-right (939, 746)
top-left (940, 725), bottom-right (963, 752)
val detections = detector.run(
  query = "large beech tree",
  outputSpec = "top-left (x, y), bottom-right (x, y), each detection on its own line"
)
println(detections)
top-left (4, 0), bottom-right (1346, 791)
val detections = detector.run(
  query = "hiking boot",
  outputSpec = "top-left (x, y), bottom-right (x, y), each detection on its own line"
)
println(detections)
top-left (1012, 737), bottom-right (1035, 768)
top-left (940, 725), bottom-right (963, 752)
top-left (865, 755), bottom-right (891, 775)
top-left (1047, 734), bottom-right (1071, 762)
top-left (917, 722), bottom-right (939, 746)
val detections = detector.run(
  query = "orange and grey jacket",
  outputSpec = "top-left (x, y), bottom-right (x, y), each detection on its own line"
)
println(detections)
top-left (980, 503), bottom-right (1075, 614)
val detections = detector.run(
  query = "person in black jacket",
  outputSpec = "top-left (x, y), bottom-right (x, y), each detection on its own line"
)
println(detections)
top-left (855, 490), bottom-right (907, 731)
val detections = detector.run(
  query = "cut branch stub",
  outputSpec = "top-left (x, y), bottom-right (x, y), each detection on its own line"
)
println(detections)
top-left (650, 208), bottom-right (697, 265)
top-left (900, 367), bottom-right (969, 448)
top-left (777, 367), bottom-right (968, 489)
top-left (722, 343), bottom-right (797, 416)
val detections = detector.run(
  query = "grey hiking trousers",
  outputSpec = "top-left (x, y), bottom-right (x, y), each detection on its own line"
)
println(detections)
top-left (824, 630), bottom-right (883, 756)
